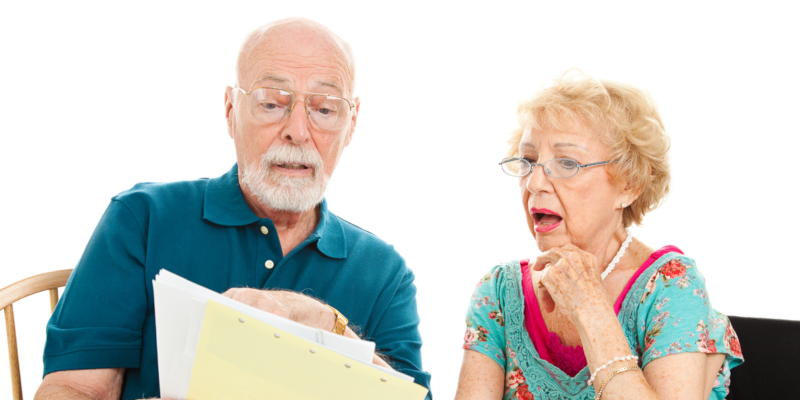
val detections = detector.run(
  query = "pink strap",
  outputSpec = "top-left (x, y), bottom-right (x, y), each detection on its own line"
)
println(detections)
top-left (613, 245), bottom-right (683, 313)
top-left (520, 259), bottom-right (555, 365)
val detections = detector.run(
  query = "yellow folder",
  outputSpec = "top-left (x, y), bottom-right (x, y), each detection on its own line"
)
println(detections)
top-left (186, 300), bottom-right (429, 400)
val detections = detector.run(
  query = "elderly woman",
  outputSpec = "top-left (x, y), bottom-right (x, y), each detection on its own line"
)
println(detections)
top-left (455, 73), bottom-right (743, 400)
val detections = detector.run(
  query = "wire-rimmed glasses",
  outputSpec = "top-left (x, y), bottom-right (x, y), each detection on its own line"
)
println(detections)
top-left (234, 85), bottom-right (355, 131)
top-left (499, 157), bottom-right (618, 179)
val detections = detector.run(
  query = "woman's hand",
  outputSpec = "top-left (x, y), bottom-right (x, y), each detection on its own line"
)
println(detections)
top-left (531, 244), bottom-right (612, 324)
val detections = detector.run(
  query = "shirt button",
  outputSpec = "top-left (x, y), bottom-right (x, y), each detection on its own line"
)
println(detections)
top-left (260, 226), bottom-right (269, 235)
top-left (265, 260), bottom-right (274, 269)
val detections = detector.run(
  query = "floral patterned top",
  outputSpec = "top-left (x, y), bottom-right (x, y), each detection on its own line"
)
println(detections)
top-left (463, 252), bottom-right (744, 400)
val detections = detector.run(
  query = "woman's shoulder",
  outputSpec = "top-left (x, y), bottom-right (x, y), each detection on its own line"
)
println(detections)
top-left (474, 260), bottom-right (525, 283)
top-left (619, 247), bottom-right (711, 340)
top-left (640, 249), bottom-right (706, 297)
top-left (464, 261), bottom-right (526, 361)
top-left (630, 249), bottom-right (744, 373)
top-left (470, 260), bottom-right (528, 305)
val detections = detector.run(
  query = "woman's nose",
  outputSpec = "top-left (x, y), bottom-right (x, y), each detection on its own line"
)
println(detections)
top-left (524, 163), bottom-right (552, 193)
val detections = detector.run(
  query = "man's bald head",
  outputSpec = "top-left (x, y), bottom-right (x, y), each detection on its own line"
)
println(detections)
top-left (236, 18), bottom-right (356, 97)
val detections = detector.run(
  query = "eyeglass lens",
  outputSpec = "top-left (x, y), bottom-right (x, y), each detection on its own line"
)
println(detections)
top-left (247, 88), bottom-right (350, 130)
top-left (501, 158), bottom-right (581, 178)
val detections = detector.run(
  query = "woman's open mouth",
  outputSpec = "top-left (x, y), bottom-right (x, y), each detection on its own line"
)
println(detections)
top-left (530, 208), bottom-right (563, 233)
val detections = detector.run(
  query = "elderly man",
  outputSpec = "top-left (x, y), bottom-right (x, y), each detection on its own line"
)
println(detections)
top-left (35, 19), bottom-right (431, 400)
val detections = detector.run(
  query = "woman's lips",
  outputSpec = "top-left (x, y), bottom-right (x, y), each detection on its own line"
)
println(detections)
top-left (530, 208), bottom-right (563, 233)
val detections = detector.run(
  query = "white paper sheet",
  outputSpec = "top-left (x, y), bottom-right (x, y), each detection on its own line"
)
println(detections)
top-left (153, 269), bottom-right (407, 399)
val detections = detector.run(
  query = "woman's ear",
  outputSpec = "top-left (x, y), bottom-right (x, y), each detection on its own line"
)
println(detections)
top-left (615, 161), bottom-right (647, 209)
top-left (618, 181), bottom-right (643, 209)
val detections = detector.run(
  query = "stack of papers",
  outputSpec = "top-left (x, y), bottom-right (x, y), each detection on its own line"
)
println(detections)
top-left (153, 270), bottom-right (428, 400)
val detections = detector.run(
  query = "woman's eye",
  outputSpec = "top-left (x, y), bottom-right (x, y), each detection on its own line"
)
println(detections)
top-left (558, 159), bottom-right (578, 169)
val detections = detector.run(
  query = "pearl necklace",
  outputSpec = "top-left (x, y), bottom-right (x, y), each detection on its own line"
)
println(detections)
top-left (600, 228), bottom-right (632, 280)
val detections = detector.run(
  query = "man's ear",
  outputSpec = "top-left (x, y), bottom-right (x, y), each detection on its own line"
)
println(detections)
top-left (344, 97), bottom-right (360, 147)
top-left (225, 86), bottom-right (236, 139)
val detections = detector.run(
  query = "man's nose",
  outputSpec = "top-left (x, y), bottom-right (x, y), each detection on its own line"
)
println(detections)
top-left (281, 99), bottom-right (311, 144)
top-left (525, 163), bottom-right (552, 194)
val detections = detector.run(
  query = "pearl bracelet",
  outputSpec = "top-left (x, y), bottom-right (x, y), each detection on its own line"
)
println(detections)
top-left (587, 355), bottom-right (638, 385)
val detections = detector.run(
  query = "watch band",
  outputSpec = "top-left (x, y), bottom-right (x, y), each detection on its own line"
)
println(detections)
top-left (327, 305), bottom-right (348, 335)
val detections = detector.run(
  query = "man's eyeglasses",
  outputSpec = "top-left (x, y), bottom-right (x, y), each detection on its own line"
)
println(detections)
top-left (234, 85), bottom-right (355, 131)
top-left (499, 157), bottom-right (618, 179)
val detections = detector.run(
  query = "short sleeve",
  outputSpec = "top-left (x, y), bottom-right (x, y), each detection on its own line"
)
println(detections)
top-left (43, 198), bottom-right (148, 374)
top-left (636, 256), bottom-right (744, 397)
top-left (463, 265), bottom-right (507, 368)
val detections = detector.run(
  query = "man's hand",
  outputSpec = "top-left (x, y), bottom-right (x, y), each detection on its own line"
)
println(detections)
top-left (221, 288), bottom-right (395, 371)
top-left (221, 288), bottom-right (335, 331)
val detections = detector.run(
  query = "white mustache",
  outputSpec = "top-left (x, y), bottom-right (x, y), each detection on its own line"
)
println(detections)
top-left (241, 144), bottom-right (330, 213)
top-left (260, 145), bottom-right (323, 170)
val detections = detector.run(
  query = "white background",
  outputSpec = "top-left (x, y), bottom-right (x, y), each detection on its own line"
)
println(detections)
top-left (1, 1), bottom-right (798, 399)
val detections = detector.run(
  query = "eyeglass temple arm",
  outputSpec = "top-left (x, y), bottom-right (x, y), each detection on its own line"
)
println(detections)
top-left (579, 160), bottom-right (619, 168)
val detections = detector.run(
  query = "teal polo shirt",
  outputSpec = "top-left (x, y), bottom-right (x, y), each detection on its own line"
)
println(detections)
top-left (43, 164), bottom-right (431, 399)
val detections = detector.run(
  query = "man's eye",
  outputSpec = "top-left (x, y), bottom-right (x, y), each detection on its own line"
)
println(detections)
top-left (314, 107), bottom-right (339, 117)
top-left (259, 102), bottom-right (280, 110)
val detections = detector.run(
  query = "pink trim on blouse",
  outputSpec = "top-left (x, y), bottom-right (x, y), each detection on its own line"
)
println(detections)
top-left (520, 259), bottom-right (554, 364)
top-left (519, 245), bottom-right (683, 376)
top-left (613, 245), bottom-right (683, 313)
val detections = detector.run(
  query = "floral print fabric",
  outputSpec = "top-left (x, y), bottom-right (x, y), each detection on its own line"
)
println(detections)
top-left (463, 253), bottom-right (744, 400)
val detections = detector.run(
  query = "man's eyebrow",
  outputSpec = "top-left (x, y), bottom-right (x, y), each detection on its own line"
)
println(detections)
top-left (312, 80), bottom-right (344, 96)
top-left (254, 73), bottom-right (290, 86)
top-left (252, 75), bottom-right (344, 96)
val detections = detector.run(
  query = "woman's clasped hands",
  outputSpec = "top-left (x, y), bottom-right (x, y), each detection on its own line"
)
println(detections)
top-left (532, 244), bottom-right (613, 323)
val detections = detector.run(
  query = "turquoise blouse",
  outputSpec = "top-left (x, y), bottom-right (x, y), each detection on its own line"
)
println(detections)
top-left (463, 252), bottom-right (744, 400)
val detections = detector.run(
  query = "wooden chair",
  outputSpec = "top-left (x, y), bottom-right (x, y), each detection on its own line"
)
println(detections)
top-left (0, 269), bottom-right (72, 400)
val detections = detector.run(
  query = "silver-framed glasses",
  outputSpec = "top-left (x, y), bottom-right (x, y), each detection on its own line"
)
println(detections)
top-left (499, 157), bottom-right (618, 179)
top-left (234, 85), bottom-right (355, 131)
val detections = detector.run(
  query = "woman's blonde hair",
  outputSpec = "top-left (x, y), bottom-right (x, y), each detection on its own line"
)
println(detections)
top-left (508, 71), bottom-right (671, 227)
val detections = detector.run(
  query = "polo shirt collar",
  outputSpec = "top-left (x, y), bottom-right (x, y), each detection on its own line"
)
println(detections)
top-left (203, 164), bottom-right (261, 226)
top-left (203, 164), bottom-right (347, 259)
top-left (313, 199), bottom-right (347, 259)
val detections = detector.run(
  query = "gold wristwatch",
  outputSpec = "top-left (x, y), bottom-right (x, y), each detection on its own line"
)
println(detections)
top-left (327, 305), bottom-right (348, 335)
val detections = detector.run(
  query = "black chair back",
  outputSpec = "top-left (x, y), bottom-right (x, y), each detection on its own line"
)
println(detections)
top-left (727, 315), bottom-right (799, 399)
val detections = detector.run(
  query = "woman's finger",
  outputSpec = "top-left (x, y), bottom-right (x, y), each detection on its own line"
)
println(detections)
top-left (532, 248), bottom-right (568, 271)
top-left (538, 286), bottom-right (556, 313)
top-left (536, 267), bottom-right (556, 313)
top-left (537, 259), bottom-right (567, 313)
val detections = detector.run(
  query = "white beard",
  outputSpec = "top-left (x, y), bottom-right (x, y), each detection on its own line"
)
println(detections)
top-left (240, 145), bottom-right (330, 213)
